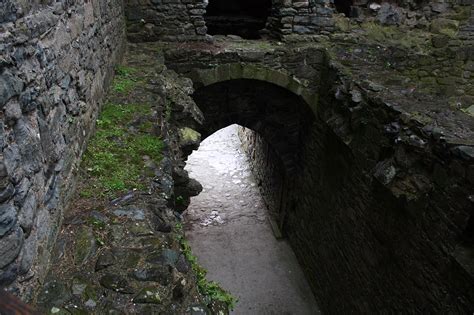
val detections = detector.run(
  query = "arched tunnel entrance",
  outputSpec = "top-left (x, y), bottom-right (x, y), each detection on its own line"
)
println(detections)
top-left (191, 79), bottom-right (315, 176)
top-left (183, 79), bottom-right (319, 313)
top-left (204, 0), bottom-right (272, 39)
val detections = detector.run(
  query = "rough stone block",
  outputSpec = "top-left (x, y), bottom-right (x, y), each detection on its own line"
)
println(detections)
top-left (0, 204), bottom-right (17, 237)
top-left (0, 226), bottom-right (23, 269)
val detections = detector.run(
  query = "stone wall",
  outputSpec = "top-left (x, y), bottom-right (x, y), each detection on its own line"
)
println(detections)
top-left (237, 58), bottom-right (474, 313)
top-left (265, 0), bottom-right (336, 38)
top-left (124, 0), bottom-right (208, 42)
top-left (0, 0), bottom-right (125, 297)
top-left (123, 0), bottom-right (473, 41)
top-left (347, 0), bottom-right (456, 25)
top-left (124, 0), bottom-right (336, 41)
top-left (163, 37), bottom-right (474, 312)
top-left (238, 127), bottom-right (287, 224)
top-left (289, 103), bottom-right (473, 313)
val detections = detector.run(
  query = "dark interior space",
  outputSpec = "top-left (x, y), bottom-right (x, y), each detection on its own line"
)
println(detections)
top-left (205, 0), bottom-right (272, 39)
top-left (334, 0), bottom-right (353, 16)
top-left (462, 215), bottom-right (474, 245)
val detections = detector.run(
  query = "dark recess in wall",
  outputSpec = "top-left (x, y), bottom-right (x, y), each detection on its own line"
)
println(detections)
top-left (334, 0), bottom-right (353, 16)
top-left (462, 215), bottom-right (474, 245)
top-left (205, 0), bottom-right (272, 39)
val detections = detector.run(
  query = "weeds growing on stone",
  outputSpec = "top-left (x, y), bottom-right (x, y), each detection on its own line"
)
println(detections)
top-left (113, 66), bottom-right (141, 93)
top-left (361, 22), bottom-right (432, 53)
top-left (176, 224), bottom-right (237, 310)
top-left (81, 102), bottom-right (163, 197)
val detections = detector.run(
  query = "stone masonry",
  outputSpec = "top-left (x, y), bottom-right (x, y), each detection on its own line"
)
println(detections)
top-left (0, 0), bottom-right (125, 297)
top-left (160, 20), bottom-right (474, 310)
top-left (124, 0), bottom-right (337, 41)
top-left (0, 0), bottom-right (473, 313)
top-left (123, 0), bottom-right (473, 42)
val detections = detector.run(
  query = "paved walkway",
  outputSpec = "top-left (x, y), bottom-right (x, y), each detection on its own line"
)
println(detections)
top-left (184, 125), bottom-right (320, 315)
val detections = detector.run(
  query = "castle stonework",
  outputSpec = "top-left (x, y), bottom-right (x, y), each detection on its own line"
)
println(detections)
top-left (0, 0), bottom-right (473, 313)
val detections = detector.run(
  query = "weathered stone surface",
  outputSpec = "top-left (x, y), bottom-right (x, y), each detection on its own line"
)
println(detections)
top-left (147, 249), bottom-right (180, 267)
top-left (133, 287), bottom-right (162, 304)
top-left (0, 227), bottom-right (23, 269)
top-left (74, 226), bottom-right (96, 265)
top-left (36, 280), bottom-right (72, 308)
top-left (377, 3), bottom-right (404, 25)
top-left (0, 71), bottom-right (24, 108)
top-left (132, 267), bottom-right (172, 285)
top-left (0, 183), bottom-right (15, 203)
top-left (100, 274), bottom-right (134, 294)
top-left (188, 304), bottom-right (211, 315)
top-left (0, 262), bottom-right (19, 286)
top-left (0, 0), bottom-right (126, 294)
top-left (2, 0), bottom-right (473, 312)
top-left (95, 250), bottom-right (115, 271)
top-left (453, 146), bottom-right (474, 161)
top-left (431, 18), bottom-right (460, 37)
top-left (176, 254), bottom-right (191, 274)
top-left (113, 206), bottom-right (146, 221)
top-left (0, 204), bottom-right (17, 237)
top-left (19, 233), bottom-right (37, 275)
top-left (18, 193), bottom-right (35, 235)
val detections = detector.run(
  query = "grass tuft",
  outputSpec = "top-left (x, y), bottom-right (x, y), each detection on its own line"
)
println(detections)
top-left (81, 102), bottom-right (162, 198)
top-left (113, 66), bottom-right (141, 93)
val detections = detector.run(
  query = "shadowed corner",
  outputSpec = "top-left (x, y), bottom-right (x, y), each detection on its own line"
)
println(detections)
top-left (0, 290), bottom-right (39, 315)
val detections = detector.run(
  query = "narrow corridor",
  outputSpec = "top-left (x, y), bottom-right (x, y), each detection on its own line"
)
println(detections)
top-left (184, 125), bottom-right (320, 315)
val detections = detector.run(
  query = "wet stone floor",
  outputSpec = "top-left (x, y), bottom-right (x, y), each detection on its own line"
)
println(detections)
top-left (184, 125), bottom-right (320, 315)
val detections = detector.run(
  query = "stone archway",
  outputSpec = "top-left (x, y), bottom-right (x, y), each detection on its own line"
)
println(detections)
top-left (184, 76), bottom-right (322, 312)
top-left (189, 63), bottom-right (319, 116)
top-left (189, 75), bottom-right (317, 231)
top-left (191, 78), bottom-right (316, 170)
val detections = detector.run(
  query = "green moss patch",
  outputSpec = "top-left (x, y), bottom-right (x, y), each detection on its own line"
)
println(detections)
top-left (361, 22), bottom-right (432, 53)
top-left (81, 102), bottom-right (163, 197)
top-left (430, 18), bottom-right (459, 38)
top-left (112, 66), bottom-right (143, 94)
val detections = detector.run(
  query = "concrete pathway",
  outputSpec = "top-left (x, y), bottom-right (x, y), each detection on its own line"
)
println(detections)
top-left (184, 125), bottom-right (320, 315)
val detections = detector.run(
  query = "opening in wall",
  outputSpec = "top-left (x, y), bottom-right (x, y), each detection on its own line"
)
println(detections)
top-left (183, 124), bottom-right (320, 313)
top-left (204, 0), bottom-right (272, 39)
top-left (461, 215), bottom-right (474, 246)
top-left (334, 0), bottom-right (353, 17)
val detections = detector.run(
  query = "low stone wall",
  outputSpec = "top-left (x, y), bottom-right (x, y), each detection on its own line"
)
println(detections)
top-left (124, 0), bottom-right (208, 42)
top-left (30, 44), bottom-right (233, 313)
top-left (0, 0), bottom-right (125, 297)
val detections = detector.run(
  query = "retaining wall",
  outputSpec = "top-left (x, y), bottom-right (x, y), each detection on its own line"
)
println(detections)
top-left (0, 0), bottom-right (126, 297)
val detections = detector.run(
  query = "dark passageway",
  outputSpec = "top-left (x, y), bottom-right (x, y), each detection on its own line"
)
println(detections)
top-left (191, 79), bottom-right (314, 174)
top-left (334, 0), bottom-right (353, 16)
top-left (184, 79), bottom-right (319, 313)
top-left (184, 125), bottom-right (319, 314)
top-left (205, 0), bottom-right (272, 39)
